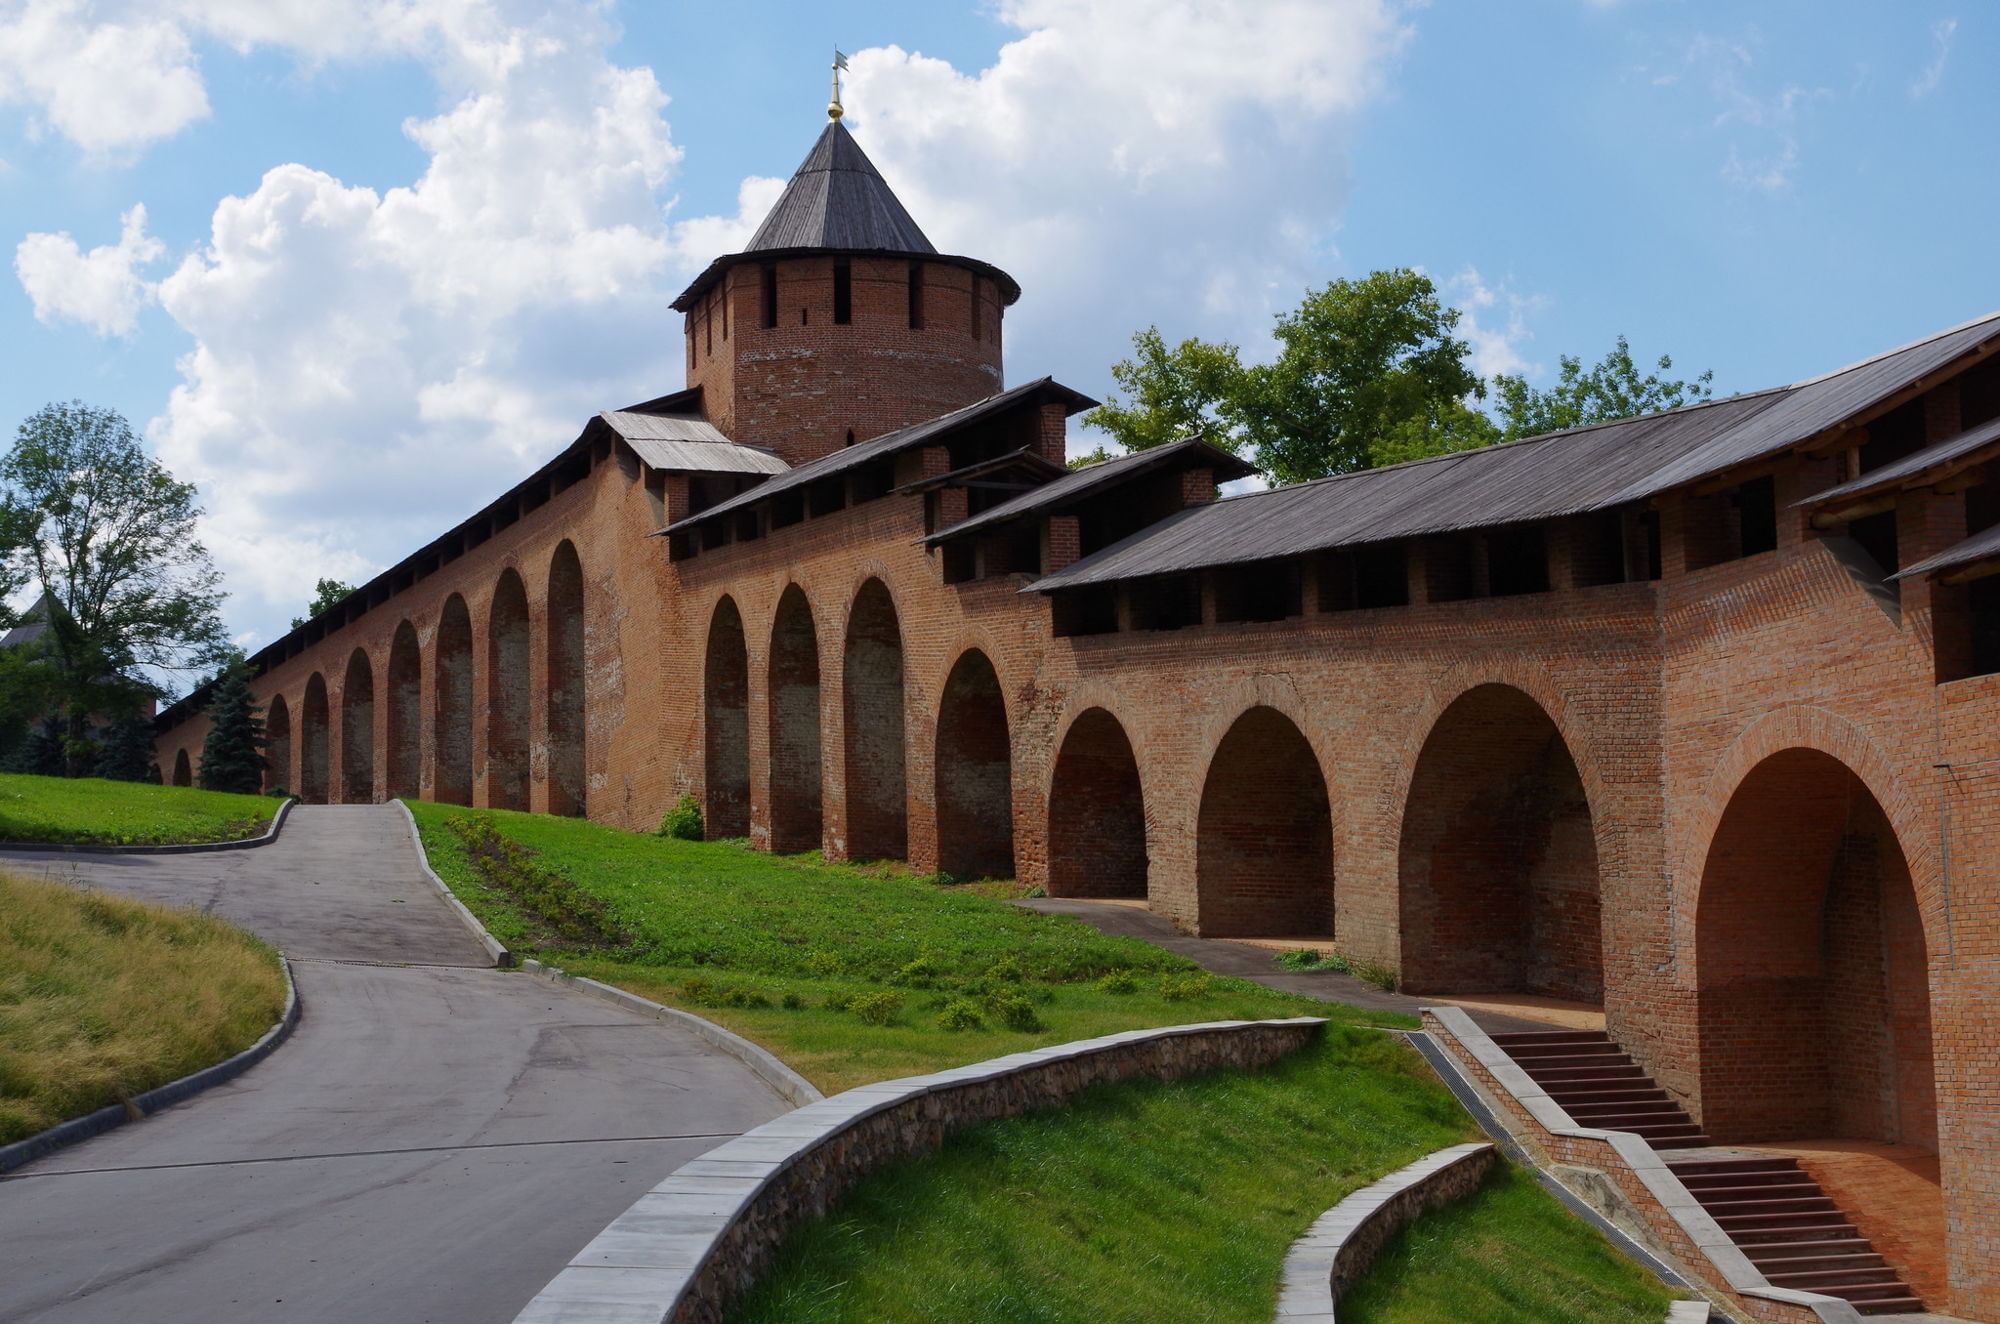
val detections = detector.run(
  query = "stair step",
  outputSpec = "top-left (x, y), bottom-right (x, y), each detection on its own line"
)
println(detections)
top-left (1852, 1299), bottom-right (1925, 1316)
top-left (1745, 1241), bottom-right (1879, 1264)
top-left (1727, 1224), bottom-right (1864, 1246)
top-left (1509, 1045), bottom-right (1626, 1062)
top-left (1680, 1181), bottom-right (1822, 1201)
top-left (1664, 1157), bottom-right (1801, 1176)
top-left (1517, 1050), bottom-right (1633, 1067)
top-left (1678, 1170), bottom-right (1816, 1189)
top-left (1698, 1197), bottom-right (1839, 1217)
top-left (1489, 1030), bottom-right (1610, 1046)
top-left (1548, 1087), bottom-right (1670, 1105)
top-left (1750, 1252), bottom-right (1888, 1275)
top-left (1818, 1282), bottom-right (1921, 1303)
top-left (1765, 1267), bottom-right (1904, 1287)
top-left (1525, 1064), bottom-right (1645, 1082)
top-left (1538, 1074), bottom-right (1651, 1092)
top-left (1715, 1215), bottom-right (1855, 1234)
top-left (1565, 1101), bottom-right (1688, 1118)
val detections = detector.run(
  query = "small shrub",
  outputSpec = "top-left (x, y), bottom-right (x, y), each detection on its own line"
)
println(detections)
top-left (936, 998), bottom-right (984, 1032)
top-left (822, 991), bottom-right (854, 1012)
top-left (1354, 960), bottom-right (1400, 993)
top-left (781, 992), bottom-right (805, 1010)
top-left (1021, 885), bottom-right (1047, 899)
top-left (724, 987), bottom-right (769, 1009)
top-left (680, 976), bottom-right (716, 1005)
top-left (803, 948), bottom-right (844, 978)
top-left (1275, 948), bottom-right (1351, 974)
top-left (659, 794), bottom-right (704, 841)
top-left (1096, 970), bottom-right (1138, 995)
top-left (985, 955), bottom-right (1025, 984)
top-left (986, 989), bottom-right (1044, 1033)
top-left (889, 953), bottom-right (944, 988)
top-left (444, 815), bottom-right (631, 950)
top-left (1158, 974), bottom-right (1213, 1002)
top-left (264, 785), bottom-right (290, 800)
top-left (849, 991), bottom-right (904, 1026)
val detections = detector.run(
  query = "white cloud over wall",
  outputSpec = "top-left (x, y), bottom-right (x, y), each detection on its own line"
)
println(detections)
top-left (10, 0), bottom-right (1416, 643)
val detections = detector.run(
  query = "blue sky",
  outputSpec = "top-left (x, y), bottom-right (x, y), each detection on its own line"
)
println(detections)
top-left (0, 1), bottom-right (1989, 650)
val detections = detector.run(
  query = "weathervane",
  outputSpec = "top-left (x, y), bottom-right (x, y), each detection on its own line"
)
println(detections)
top-left (828, 48), bottom-right (847, 122)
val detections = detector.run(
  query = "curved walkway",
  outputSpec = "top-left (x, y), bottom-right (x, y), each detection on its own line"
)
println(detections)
top-left (0, 805), bottom-right (789, 1324)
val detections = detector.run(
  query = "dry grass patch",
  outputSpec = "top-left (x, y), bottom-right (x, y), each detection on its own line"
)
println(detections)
top-left (0, 872), bottom-right (286, 1143)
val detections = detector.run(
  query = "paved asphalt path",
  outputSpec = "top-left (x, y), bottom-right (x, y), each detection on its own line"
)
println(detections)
top-left (0, 806), bottom-right (788, 1324)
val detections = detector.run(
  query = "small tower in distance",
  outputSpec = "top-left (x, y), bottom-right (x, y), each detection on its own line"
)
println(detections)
top-left (671, 69), bottom-right (1018, 468)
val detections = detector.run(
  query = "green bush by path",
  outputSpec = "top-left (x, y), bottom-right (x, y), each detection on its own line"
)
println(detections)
top-left (0, 871), bottom-right (286, 1142)
top-left (403, 801), bottom-right (1411, 1092)
top-left (0, 772), bottom-right (278, 846)
top-left (1338, 1164), bottom-right (1680, 1324)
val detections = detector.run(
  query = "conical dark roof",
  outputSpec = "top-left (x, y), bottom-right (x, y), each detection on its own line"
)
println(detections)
top-left (744, 121), bottom-right (936, 255)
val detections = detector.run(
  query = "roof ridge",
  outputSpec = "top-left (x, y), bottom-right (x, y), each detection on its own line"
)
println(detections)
top-left (1787, 307), bottom-right (2000, 389)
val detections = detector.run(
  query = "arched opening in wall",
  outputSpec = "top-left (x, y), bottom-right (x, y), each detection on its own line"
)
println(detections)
top-left (704, 597), bottom-right (750, 837)
top-left (172, 748), bottom-right (192, 787)
top-left (546, 541), bottom-right (586, 817)
top-left (301, 673), bottom-right (330, 804)
top-left (265, 695), bottom-right (291, 794)
top-left (486, 569), bottom-right (530, 811)
top-left (767, 585), bottom-right (822, 852)
top-left (1695, 750), bottom-right (1934, 1154)
top-left (386, 622), bottom-right (421, 801)
top-left (842, 579), bottom-right (905, 861)
top-left (934, 649), bottom-right (1014, 880)
top-left (1048, 708), bottom-right (1147, 900)
top-left (1397, 685), bottom-right (1602, 1001)
top-left (341, 647), bottom-right (375, 804)
top-left (1196, 707), bottom-right (1331, 937)
top-left (434, 595), bottom-right (473, 806)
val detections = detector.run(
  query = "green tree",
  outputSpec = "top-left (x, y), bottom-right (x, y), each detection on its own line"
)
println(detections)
top-left (1238, 269), bottom-right (1496, 483)
top-left (1493, 336), bottom-right (1714, 441)
top-left (0, 403), bottom-right (226, 773)
top-left (291, 577), bottom-right (354, 630)
top-left (197, 658), bottom-right (266, 794)
top-left (96, 714), bottom-right (158, 783)
top-left (1082, 328), bottom-right (1248, 455)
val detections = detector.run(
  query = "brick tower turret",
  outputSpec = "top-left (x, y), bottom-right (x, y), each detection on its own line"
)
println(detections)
top-left (670, 118), bottom-right (1018, 468)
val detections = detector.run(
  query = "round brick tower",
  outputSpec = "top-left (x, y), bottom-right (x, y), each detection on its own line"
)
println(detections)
top-left (671, 119), bottom-right (1018, 469)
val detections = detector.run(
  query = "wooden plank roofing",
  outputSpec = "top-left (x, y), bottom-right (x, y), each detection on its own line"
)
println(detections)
top-left (1029, 311), bottom-right (2000, 594)
top-left (926, 436), bottom-right (1255, 546)
top-left (1798, 413), bottom-right (2000, 509)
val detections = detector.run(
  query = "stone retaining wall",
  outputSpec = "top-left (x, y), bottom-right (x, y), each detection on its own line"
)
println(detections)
top-left (514, 1016), bottom-right (1325, 1324)
top-left (1275, 1141), bottom-right (1496, 1321)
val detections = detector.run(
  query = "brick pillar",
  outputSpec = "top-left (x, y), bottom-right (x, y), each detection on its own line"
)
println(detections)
top-left (1037, 403), bottom-right (1067, 467)
top-left (920, 445), bottom-right (951, 480)
top-left (1041, 514), bottom-right (1081, 574)
top-left (663, 474), bottom-right (692, 525)
top-left (1905, 384), bottom-right (1970, 673)
top-left (1181, 468), bottom-right (1216, 507)
top-left (938, 487), bottom-right (969, 529)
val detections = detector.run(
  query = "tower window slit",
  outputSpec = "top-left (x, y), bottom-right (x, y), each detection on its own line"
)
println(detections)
top-left (833, 261), bottom-right (852, 325)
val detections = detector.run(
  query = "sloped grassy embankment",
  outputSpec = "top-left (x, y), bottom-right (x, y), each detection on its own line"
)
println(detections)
top-left (406, 802), bottom-right (1679, 1323)
top-left (0, 871), bottom-right (286, 1143)
top-left (0, 772), bottom-right (278, 846)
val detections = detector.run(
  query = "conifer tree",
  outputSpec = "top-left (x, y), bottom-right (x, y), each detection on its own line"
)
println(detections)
top-left (97, 716), bottom-right (157, 783)
top-left (197, 662), bottom-right (266, 794)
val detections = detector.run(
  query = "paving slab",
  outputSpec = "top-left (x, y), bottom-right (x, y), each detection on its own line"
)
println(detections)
top-left (0, 805), bottom-right (788, 1324)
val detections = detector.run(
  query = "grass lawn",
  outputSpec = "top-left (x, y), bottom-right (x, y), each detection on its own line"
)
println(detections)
top-left (403, 801), bottom-right (1402, 1091)
top-left (1339, 1165), bottom-right (1678, 1324)
top-left (404, 803), bottom-right (1683, 1321)
top-left (0, 773), bottom-right (279, 846)
top-left (0, 871), bottom-right (287, 1143)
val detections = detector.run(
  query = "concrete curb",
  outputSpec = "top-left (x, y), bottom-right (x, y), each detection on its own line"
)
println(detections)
top-left (0, 953), bottom-right (301, 1176)
top-left (1420, 1007), bottom-right (1857, 1324)
top-left (391, 799), bottom-right (512, 968)
top-left (514, 1016), bottom-right (1326, 1324)
top-left (1275, 1140), bottom-right (1496, 1321)
top-left (519, 959), bottom-right (822, 1109)
top-left (0, 795), bottom-right (296, 855)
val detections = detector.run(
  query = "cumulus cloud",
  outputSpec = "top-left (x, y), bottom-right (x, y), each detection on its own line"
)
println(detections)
top-left (1657, 32), bottom-right (1826, 193)
top-left (1443, 266), bottom-right (1543, 381)
top-left (0, 1), bottom-right (209, 154)
top-left (14, 203), bottom-right (164, 335)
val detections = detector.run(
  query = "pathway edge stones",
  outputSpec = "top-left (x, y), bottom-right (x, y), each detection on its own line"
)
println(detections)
top-left (0, 953), bottom-right (301, 1175)
top-left (392, 798), bottom-right (512, 968)
top-left (520, 959), bottom-right (822, 1108)
top-left (1273, 1140), bottom-right (1496, 1321)
top-left (513, 1016), bottom-right (1326, 1324)
top-left (0, 796), bottom-right (296, 855)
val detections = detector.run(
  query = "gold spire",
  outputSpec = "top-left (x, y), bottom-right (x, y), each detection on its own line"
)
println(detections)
top-left (828, 48), bottom-right (848, 122)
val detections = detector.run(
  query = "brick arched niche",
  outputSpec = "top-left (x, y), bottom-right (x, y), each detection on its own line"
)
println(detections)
top-left (703, 596), bottom-right (751, 838)
top-left (386, 622), bottom-right (421, 801)
top-left (434, 594), bottom-right (474, 806)
top-left (486, 568), bottom-right (531, 811)
top-left (1196, 706), bottom-right (1332, 937)
top-left (1694, 748), bottom-right (1935, 1150)
top-left (301, 672), bottom-right (330, 804)
top-left (767, 585), bottom-right (823, 852)
top-left (546, 541), bottom-right (586, 817)
top-left (1047, 707), bottom-right (1147, 900)
top-left (1398, 683), bottom-right (1602, 1001)
top-left (172, 748), bottom-right (192, 787)
top-left (842, 578), bottom-right (906, 861)
top-left (265, 694), bottom-right (291, 795)
top-left (340, 647), bottom-right (375, 804)
top-left (934, 648), bottom-right (1014, 880)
